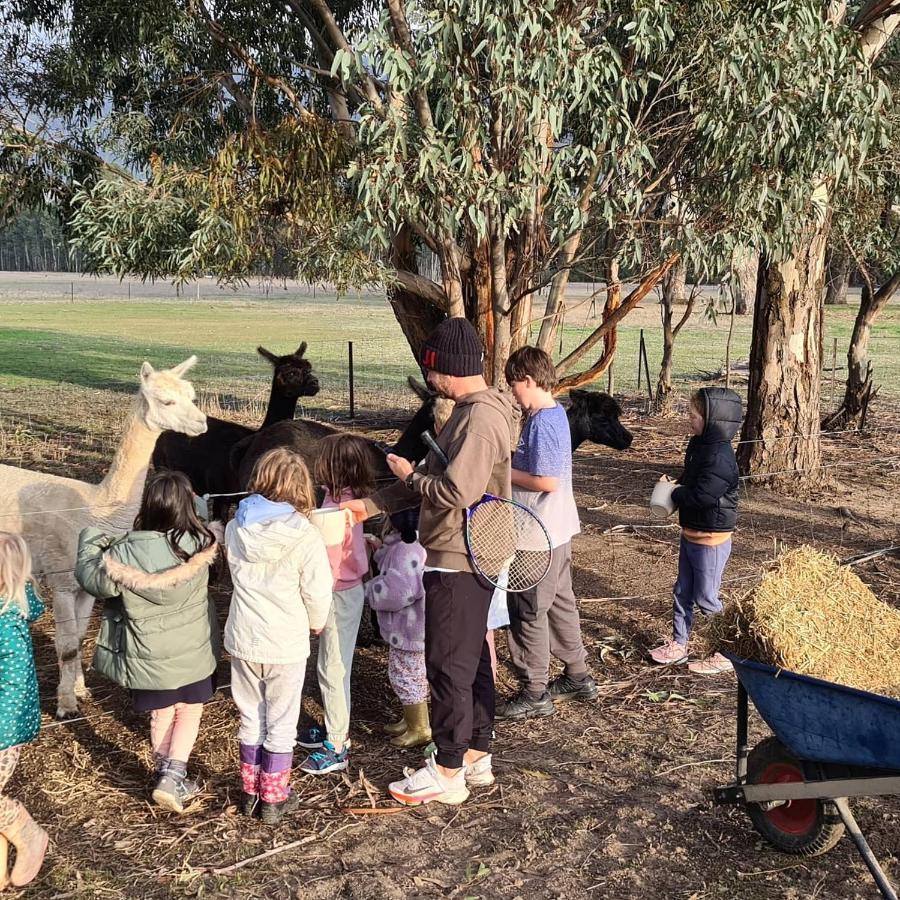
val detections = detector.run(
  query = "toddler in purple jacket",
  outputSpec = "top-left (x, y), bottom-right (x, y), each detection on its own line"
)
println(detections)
top-left (365, 510), bottom-right (431, 748)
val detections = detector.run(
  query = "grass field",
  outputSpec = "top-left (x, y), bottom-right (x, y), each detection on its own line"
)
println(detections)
top-left (1, 275), bottom-right (899, 417)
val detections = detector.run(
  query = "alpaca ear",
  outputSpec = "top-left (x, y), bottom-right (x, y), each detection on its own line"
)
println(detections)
top-left (295, 342), bottom-right (307, 358)
top-left (141, 362), bottom-right (154, 381)
top-left (407, 376), bottom-right (430, 401)
top-left (257, 346), bottom-right (278, 365)
top-left (171, 355), bottom-right (198, 377)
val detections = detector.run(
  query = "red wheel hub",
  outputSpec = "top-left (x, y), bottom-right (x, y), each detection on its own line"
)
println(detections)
top-left (758, 762), bottom-right (817, 835)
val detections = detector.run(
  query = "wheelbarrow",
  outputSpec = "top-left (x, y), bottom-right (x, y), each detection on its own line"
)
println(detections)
top-left (713, 655), bottom-right (900, 899)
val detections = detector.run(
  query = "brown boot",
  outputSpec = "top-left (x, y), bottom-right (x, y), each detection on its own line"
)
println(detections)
top-left (390, 703), bottom-right (432, 748)
top-left (4, 804), bottom-right (48, 887)
top-left (383, 715), bottom-right (407, 737)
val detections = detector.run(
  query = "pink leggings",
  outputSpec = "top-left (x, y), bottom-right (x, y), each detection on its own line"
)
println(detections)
top-left (150, 703), bottom-right (204, 764)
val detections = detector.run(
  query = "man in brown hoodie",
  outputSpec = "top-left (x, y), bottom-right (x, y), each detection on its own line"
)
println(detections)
top-left (343, 317), bottom-right (515, 806)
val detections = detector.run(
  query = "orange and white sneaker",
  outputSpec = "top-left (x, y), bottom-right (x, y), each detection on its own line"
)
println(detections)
top-left (388, 756), bottom-right (470, 806)
top-left (688, 653), bottom-right (733, 675)
top-left (465, 754), bottom-right (495, 787)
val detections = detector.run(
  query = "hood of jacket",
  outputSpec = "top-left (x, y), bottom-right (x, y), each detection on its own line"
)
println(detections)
top-left (699, 387), bottom-right (742, 443)
top-left (453, 387), bottom-right (516, 439)
top-left (102, 532), bottom-right (217, 605)
top-left (230, 495), bottom-right (314, 563)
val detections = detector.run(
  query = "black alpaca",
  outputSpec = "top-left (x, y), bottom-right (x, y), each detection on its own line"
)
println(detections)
top-left (565, 389), bottom-right (633, 451)
top-left (153, 343), bottom-right (320, 516)
top-left (231, 376), bottom-right (446, 492)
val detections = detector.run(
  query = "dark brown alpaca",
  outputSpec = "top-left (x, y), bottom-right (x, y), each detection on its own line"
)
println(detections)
top-left (153, 343), bottom-right (320, 516)
top-left (231, 377), bottom-right (451, 492)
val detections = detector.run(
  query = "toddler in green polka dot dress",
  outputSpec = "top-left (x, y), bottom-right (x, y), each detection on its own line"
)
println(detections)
top-left (0, 532), bottom-right (49, 888)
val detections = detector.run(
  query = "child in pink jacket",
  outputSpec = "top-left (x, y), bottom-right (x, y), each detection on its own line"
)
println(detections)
top-left (298, 434), bottom-right (373, 774)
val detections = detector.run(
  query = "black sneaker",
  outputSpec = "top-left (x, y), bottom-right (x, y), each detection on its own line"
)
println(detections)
top-left (547, 673), bottom-right (599, 702)
top-left (260, 791), bottom-right (300, 826)
top-left (495, 691), bottom-right (556, 720)
top-left (152, 773), bottom-right (200, 814)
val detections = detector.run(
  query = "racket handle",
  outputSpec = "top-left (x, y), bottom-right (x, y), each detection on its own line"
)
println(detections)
top-left (422, 430), bottom-right (449, 467)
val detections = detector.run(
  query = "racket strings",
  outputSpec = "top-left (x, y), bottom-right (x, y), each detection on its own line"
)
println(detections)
top-left (466, 498), bottom-right (552, 592)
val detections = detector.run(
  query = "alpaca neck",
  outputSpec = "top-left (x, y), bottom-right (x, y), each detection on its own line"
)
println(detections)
top-left (97, 398), bottom-right (160, 506)
top-left (568, 413), bottom-right (586, 452)
top-left (260, 383), bottom-right (299, 429)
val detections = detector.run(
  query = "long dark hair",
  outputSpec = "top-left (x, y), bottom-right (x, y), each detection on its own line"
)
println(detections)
top-left (134, 470), bottom-right (215, 561)
top-left (315, 433), bottom-right (375, 499)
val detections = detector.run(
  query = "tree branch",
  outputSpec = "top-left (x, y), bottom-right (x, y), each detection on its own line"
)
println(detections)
top-left (194, 0), bottom-right (312, 117)
top-left (391, 269), bottom-right (449, 309)
top-left (305, 0), bottom-right (384, 109)
top-left (386, 0), bottom-right (434, 131)
top-left (555, 254), bottom-right (680, 377)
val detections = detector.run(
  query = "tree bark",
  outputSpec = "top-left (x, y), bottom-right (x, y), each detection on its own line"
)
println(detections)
top-left (656, 260), bottom-right (694, 406)
top-left (737, 218), bottom-right (830, 480)
top-left (824, 246), bottom-right (851, 305)
top-left (824, 269), bottom-right (900, 428)
top-left (731, 245), bottom-right (757, 315)
top-left (388, 226), bottom-right (445, 360)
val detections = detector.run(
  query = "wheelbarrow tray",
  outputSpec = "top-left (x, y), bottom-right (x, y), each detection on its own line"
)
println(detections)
top-left (727, 655), bottom-right (900, 771)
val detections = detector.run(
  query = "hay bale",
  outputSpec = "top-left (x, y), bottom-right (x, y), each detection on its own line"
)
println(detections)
top-left (714, 545), bottom-right (900, 699)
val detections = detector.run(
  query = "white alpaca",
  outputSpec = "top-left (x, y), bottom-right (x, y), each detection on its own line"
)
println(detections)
top-left (0, 357), bottom-right (207, 718)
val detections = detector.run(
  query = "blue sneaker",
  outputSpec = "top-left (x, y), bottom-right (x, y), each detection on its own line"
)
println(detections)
top-left (299, 741), bottom-right (349, 775)
top-left (296, 725), bottom-right (327, 749)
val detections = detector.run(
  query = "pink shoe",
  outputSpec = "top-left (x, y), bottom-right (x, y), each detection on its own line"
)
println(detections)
top-left (649, 640), bottom-right (688, 665)
top-left (688, 653), bottom-right (733, 675)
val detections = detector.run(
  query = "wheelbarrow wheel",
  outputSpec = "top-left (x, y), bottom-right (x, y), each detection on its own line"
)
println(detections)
top-left (746, 737), bottom-right (845, 856)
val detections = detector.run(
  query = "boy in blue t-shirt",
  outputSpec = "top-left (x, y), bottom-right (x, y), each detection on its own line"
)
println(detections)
top-left (496, 347), bottom-right (598, 720)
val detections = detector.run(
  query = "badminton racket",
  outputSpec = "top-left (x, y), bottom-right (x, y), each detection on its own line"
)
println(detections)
top-left (420, 431), bottom-right (552, 592)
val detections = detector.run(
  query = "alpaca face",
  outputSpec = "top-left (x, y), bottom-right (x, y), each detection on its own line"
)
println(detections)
top-left (139, 357), bottom-right (208, 436)
top-left (257, 343), bottom-right (320, 398)
top-left (567, 389), bottom-right (633, 451)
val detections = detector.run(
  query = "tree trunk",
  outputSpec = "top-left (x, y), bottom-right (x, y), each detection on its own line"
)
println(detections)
top-left (824, 247), bottom-right (851, 305)
top-left (656, 259), bottom-right (694, 407)
top-left (731, 246), bottom-right (757, 315)
top-left (824, 269), bottom-right (900, 428)
top-left (737, 219), bottom-right (829, 481)
top-left (389, 227), bottom-right (445, 361)
top-left (655, 258), bottom-right (684, 402)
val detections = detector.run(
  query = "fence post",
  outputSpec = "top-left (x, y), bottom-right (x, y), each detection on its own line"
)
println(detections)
top-left (348, 341), bottom-right (355, 419)
top-left (70, 281), bottom-right (74, 304)
top-left (641, 332), bottom-right (652, 403)
top-left (128, 282), bottom-right (131, 300)
top-left (637, 328), bottom-right (643, 391)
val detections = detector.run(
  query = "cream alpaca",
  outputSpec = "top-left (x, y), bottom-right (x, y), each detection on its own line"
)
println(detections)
top-left (0, 357), bottom-right (207, 718)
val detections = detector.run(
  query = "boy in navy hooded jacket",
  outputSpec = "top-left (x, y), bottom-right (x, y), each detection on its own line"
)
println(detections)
top-left (650, 387), bottom-right (742, 674)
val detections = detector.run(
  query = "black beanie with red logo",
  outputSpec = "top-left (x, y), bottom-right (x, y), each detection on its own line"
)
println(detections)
top-left (421, 317), bottom-right (484, 377)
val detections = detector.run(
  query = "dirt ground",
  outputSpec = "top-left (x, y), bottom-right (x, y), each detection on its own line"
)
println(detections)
top-left (2, 389), bottom-right (899, 900)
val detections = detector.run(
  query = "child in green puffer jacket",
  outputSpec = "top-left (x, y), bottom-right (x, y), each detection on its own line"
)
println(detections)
top-left (0, 532), bottom-right (49, 889)
top-left (75, 470), bottom-right (221, 814)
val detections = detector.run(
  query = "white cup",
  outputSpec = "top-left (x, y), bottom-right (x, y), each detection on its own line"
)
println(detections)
top-left (308, 508), bottom-right (352, 546)
top-left (649, 479), bottom-right (676, 519)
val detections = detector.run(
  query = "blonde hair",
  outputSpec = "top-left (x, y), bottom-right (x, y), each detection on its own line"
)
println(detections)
top-left (249, 447), bottom-right (316, 515)
top-left (0, 532), bottom-right (35, 616)
top-left (315, 433), bottom-right (374, 500)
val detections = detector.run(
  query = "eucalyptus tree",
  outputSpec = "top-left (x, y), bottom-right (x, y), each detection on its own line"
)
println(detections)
top-left (732, 2), bottom-right (900, 477)
top-left (2, 0), bottom-right (898, 481)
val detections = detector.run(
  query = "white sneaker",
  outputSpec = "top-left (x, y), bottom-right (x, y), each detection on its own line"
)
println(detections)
top-left (465, 754), bottom-right (495, 787)
top-left (388, 756), bottom-right (470, 806)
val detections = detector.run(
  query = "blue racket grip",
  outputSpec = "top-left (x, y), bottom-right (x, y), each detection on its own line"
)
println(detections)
top-left (422, 430), bottom-right (449, 467)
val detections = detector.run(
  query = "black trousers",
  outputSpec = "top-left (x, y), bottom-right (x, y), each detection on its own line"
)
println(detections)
top-left (424, 570), bottom-right (495, 769)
